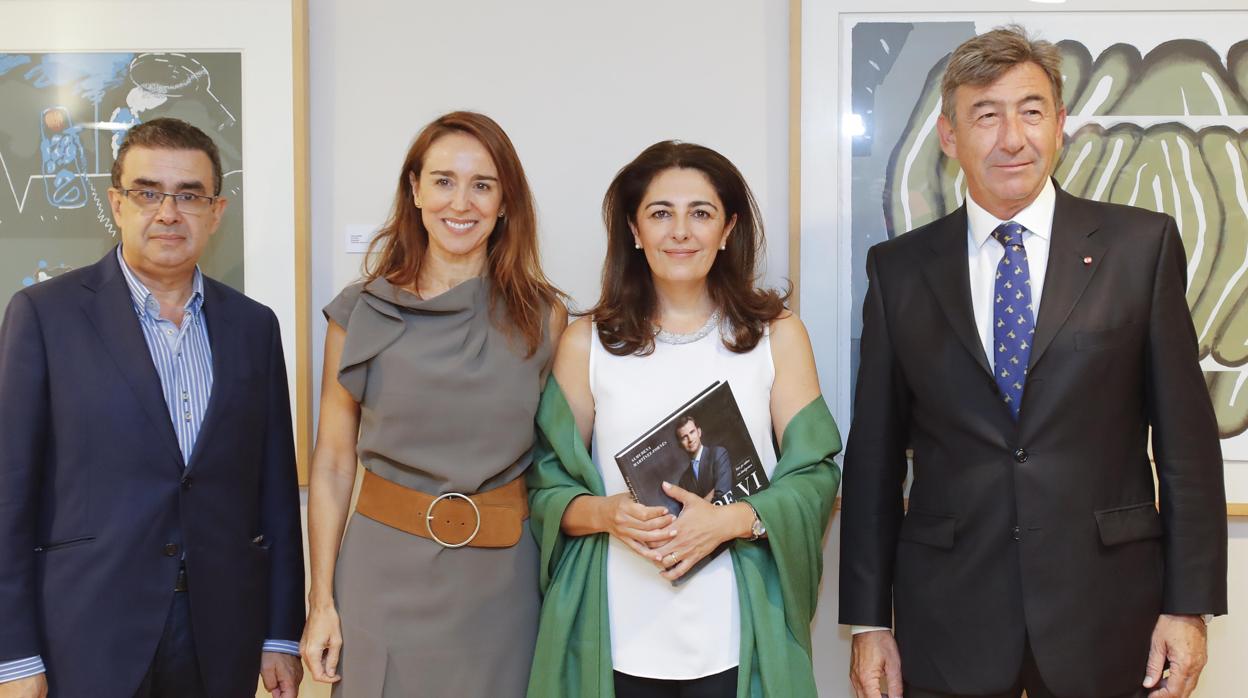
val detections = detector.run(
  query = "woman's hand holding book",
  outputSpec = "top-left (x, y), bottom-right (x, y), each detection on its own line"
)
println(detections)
top-left (649, 481), bottom-right (757, 581)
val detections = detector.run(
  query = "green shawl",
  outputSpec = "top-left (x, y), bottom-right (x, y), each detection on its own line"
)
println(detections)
top-left (526, 378), bottom-right (842, 697)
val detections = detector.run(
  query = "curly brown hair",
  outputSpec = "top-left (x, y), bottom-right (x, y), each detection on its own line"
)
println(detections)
top-left (588, 141), bottom-right (788, 356)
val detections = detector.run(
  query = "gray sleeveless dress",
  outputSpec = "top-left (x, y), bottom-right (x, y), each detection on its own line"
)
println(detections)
top-left (323, 276), bottom-right (550, 698)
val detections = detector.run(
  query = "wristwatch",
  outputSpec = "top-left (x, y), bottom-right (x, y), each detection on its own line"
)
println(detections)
top-left (745, 503), bottom-right (766, 541)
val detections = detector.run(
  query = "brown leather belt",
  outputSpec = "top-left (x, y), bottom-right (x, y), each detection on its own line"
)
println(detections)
top-left (355, 470), bottom-right (528, 548)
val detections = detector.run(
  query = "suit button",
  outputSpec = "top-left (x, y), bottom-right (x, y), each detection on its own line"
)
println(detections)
top-left (180, 475), bottom-right (193, 490)
top-left (163, 543), bottom-right (179, 557)
top-left (1013, 448), bottom-right (1028, 463)
top-left (1011, 526), bottom-right (1021, 541)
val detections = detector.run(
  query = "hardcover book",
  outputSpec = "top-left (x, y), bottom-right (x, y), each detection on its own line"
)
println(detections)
top-left (613, 381), bottom-right (769, 580)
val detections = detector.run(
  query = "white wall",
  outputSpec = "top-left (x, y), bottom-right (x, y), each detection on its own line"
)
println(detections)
top-left (303, 2), bottom-right (1245, 696)
top-left (308, 0), bottom-right (791, 421)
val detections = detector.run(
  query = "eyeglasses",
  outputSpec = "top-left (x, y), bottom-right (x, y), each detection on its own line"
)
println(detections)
top-left (119, 188), bottom-right (218, 215)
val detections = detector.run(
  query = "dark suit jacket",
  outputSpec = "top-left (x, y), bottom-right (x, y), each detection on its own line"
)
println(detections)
top-left (838, 186), bottom-right (1227, 697)
top-left (0, 250), bottom-right (305, 698)
top-left (677, 443), bottom-right (733, 501)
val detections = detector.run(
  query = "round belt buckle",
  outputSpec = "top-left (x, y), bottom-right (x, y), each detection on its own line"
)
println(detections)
top-left (426, 492), bottom-right (481, 548)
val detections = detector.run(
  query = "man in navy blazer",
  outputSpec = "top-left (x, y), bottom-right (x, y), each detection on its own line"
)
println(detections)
top-left (840, 27), bottom-right (1225, 698)
top-left (674, 414), bottom-right (733, 502)
top-left (0, 119), bottom-right (305, 698)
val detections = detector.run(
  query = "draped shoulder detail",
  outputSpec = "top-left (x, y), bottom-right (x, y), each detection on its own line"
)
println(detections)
top-left (324, 277), bottom-right (486, 402)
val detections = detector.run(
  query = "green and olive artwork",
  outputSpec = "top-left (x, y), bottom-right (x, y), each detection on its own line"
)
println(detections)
top-left (0, 52), bottom-right (244, 304)
top-left (850, 19), bottom-right (1248, 447)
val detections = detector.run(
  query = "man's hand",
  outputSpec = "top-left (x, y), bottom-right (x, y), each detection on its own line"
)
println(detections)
top-left (260, 651), bottom-right (302, 698)
top-left (851, 629), bottom-right (903, 698)
top-left (1143, 614), bottom-right (1208, 697)
top-left (0, 674), bottom-right (47, 698)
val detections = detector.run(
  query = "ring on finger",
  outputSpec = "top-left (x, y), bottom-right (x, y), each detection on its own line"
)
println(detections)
top-left (665, 552), bottom-right (679, 565)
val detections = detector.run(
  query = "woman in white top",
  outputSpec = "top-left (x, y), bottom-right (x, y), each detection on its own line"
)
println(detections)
top-left (528, 141), bottom-right (841, 697)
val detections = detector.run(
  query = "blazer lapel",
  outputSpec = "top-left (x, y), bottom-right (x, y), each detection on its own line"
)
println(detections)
top-left (919, 206), bottom-right (994, 378)
top-left (185, 280), bottom-right (238, 472)
top-left (1027, 189), bottom-right (1106, 374)
top-left (81, 253), bottom-right (184, 466)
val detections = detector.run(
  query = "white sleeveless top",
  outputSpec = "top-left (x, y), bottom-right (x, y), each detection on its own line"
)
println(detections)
top-left (589, 321), bottom-right (776, 679)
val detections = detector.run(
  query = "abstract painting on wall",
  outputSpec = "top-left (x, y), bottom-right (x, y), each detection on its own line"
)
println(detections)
top-left (0, 51), bottom-right (243, 303)
top-left (845, 15), bottom-right (1248, 474)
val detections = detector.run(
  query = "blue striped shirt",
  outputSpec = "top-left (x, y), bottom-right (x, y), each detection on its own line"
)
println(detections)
top-left (117, 246), bottom-right (214, 464)
top-left (0, 657), bottom-right (43, 683)
top-left (0, 250), bottom-right (296, 684)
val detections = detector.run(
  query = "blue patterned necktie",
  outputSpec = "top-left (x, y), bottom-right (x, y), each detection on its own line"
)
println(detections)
top-left (991, 221), bottom-right (1035, 420)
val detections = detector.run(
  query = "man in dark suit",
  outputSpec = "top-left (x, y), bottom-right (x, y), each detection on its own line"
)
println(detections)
top-left (674, 414), bottom-right (733, 502)
top-left (839, 27), bottom-right (1226, 698)
top-left (0, 119), bottom-right (305, 698)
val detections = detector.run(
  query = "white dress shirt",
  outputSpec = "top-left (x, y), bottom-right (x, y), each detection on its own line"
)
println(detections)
top-left (849, 180), bottom-right (1057, 636)
top-left (966, 180), bottom-right (1055, 359)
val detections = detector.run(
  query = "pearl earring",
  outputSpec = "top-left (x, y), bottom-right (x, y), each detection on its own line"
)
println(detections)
top-left (719, 243), bottom-right (727, 250)
top-left (634, 242), bottom-right (642, 250)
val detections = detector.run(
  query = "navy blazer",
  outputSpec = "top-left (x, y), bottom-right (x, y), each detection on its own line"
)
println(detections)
top-left (839, 186), bottom-right (1227, 696)
top-left (0, 249), bottom-right (305, 698)
top-left (676, 443), bottom-right (733, 501)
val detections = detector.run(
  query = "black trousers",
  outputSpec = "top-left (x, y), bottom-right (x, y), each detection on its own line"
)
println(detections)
top-left (614, 667), bottom-right (738, 698)
top-left (904, 641), bottom-right (1147, 698)
top-left (132, 588), bottom-right (207, 698)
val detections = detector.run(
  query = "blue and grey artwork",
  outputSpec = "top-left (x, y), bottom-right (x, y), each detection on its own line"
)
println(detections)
top-left (848, 21), bottom-right (1248, 438)
top-left (39, 107), bottom-right (89, 209)
top-left (0, 51), bottom-right (244, 303)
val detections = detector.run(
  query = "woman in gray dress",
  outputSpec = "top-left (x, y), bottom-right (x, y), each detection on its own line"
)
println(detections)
top-left (300, 111), bottom-right (565, 697)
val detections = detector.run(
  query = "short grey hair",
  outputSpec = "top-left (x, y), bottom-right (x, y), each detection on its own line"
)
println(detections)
top-left (940, 25), bottom-right (1064, 122)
